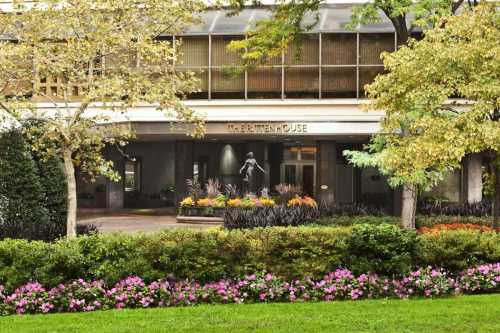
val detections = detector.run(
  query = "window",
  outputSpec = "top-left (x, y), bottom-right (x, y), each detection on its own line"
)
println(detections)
top-left (284, 34), bottom-right (319, 98)
top-left (193, 160), bottom-right (208, 185)
top-left (211, 35), bottom-right (245, 99)
top-left (172, 32), bottom-right (396, 100)
top-left (358, 33), bottom-right (394, 97)
top-left (176, 36), bottom-right (209, 99)
top-left (359, 33), bottom-right (395, 65)
top-left (283, 146), bottom-right (317, 161)
top-left (124, 159), bottom-right (141, 192)
top-left (321, 33), bottom-right (357, 98)
top-left (247, 67), bottom-right (282, 99)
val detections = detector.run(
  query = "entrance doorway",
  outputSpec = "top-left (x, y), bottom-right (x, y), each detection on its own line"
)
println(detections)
top-left (280, 146), bottom-right (316, 196)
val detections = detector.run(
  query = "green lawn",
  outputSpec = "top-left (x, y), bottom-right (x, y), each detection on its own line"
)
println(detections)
top-left (1, 294), bottom-right (499, 333)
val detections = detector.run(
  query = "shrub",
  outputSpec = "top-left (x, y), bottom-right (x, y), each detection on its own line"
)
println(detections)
top-left (0, 227), bottom-right (349, 289)
top-left (315, 215), bottom-right (400, 227)
top-left (418, 223), bottom-right (497, 233)
top-left (223, 205), bottom-right (320, 229)
top-left (415, 230), bottom-right (500, 272)
top-left (0, 226), bottom-right (498, 290)
top-left (415, 215), bottom-right (493, 228)
top-left (346, 224), bottom-right (417, 276)
top-left (0, 130), bottom-right (50, 240)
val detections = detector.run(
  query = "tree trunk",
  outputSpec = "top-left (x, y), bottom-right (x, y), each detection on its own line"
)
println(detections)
top-left (493, 164), bottom-right (499, 231)
top-left (62, 148), bottom-right (77, 238)
top-left (401, 185), bottom-right (417, 229)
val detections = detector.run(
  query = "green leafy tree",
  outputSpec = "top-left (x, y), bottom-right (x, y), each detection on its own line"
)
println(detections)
top-left (0, 0), bottom-right (205, 237)
top-left (224, 1), bottom-right (471, 228)
top-left (0, 130), bottom-right (50, 239)
top-left (345, 4), bottom-right (500, 228)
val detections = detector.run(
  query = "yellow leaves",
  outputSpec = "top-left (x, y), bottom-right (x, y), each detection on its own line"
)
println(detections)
top-left (0, 0), bottom-right (205, 182)
top-left (357, 3), bottom-right (500, 190)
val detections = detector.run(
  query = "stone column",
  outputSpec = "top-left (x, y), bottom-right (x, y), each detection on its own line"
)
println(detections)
top-left (106, 148), bottom-right (124, 210)
top-left (467, 153), bottom-right (483, 203)
top-left (316, 141), bottom-right (336, 206)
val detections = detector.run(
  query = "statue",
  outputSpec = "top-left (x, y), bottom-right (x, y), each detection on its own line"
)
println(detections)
top-left (239, 152), bottom-right (266, 193)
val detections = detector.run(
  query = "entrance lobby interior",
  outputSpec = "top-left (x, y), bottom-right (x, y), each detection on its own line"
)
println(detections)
top-left (77, 138), bottom-right (401, 213)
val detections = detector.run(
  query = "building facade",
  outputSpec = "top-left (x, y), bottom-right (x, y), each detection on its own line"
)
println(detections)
top-left (57, 5), bottom-right (482, 212)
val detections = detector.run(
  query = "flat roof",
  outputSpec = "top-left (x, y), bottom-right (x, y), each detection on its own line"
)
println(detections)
top-left (177, 4), bottom-right (402, 36)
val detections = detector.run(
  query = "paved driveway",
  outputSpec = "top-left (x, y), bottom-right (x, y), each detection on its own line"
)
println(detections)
top-left (78, 209), bottom-right (219, 234)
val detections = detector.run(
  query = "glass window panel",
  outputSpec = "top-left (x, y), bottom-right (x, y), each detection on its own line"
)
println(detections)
top-left (321, 33), bottom-right (357, 65)
top-left (247, 67), bottom-right (282, 98)
top-left (211, 35), bottom-right (244, 67)
top-left (321, 67), bottom-right (357, 98)
top-left (422, 170), bottom-right (461, 203)
top-left (283, 146), bottom-right (299, 161)
top-left (302, 164), bottom-right (315, 196)
top-left (284, 165), bottom-right (297, 184)
top-left (284, 35), bottom-right (319, 65)
top-left (124, 160), bottom-right (140, 192)
top-left (359, 33), bottom-right (395, 65)
top-left (285, 67), bottom-right (319, 98)
top-left (177, 36), bottom-right (209, 67)
top-left (359, 66), bottom-right (386, 97)
top-left (300, 147), bottom-right (317, 160)
top-left (211, 68), bottom-right (245, 99)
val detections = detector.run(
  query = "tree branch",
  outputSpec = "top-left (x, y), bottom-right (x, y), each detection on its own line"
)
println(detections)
top-left (0, 101), bottom-right (14, 114)
top-left (452, 0), bottom-right (465, 14)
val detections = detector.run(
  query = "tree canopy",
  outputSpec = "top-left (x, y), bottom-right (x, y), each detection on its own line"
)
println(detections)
top-left (345, 3), bottom-right (500, 225)
top-left (0, 0), bottom-right (205, 236)
top-left (225, 0), bottom-right (469, 65)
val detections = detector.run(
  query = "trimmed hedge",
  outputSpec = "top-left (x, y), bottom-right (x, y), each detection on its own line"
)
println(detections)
top-left (315, 215), bottom-right (493, 228)
top-left (0, 225), bottom-right (499, 290)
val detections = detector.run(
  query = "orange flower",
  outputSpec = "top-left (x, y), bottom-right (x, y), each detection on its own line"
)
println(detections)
top-left (196, 198), bottom-right (211, 207)
top-left (301, 196), bottom-right (317, 208)
top-left (418, 223), bottom-right (494, 234)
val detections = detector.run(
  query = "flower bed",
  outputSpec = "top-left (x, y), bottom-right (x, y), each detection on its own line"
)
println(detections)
top-left (178, 194), bottom-right (316, 218)
top-left (0, 263), bottom-right (498, 316)
top-left (418, 223), bottom-right (498, 234)
top-left (1, 226), bottom-right (499, 290)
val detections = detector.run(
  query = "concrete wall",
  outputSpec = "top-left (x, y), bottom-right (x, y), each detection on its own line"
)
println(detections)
top-left (124, 142), bottom-right (176, 196)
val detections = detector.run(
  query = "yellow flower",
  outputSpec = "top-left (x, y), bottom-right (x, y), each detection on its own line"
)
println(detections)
top-left (180, 197), bottom-right (194, 207)
top-left (287, 196), bottom-right (302, 207)
top-left (227, 198), bottom-right (242, 207)
top-left (259, 198), bottom-right (276, 207)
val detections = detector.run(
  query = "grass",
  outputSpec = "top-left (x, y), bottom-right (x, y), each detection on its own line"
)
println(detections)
top-left (1, 294), bottom-right (499, 333)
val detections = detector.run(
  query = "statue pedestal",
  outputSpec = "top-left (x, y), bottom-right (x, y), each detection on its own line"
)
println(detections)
top-left (246, 193), bottom-right (257, 199)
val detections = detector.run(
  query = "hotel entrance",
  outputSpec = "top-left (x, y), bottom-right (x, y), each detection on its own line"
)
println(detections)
top-left (281, 146), bottom-right (317, 196)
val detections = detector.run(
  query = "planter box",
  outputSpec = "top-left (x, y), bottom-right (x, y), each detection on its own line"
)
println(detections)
top-left (180, 207), bottom-right (224, 217)
top-left (176, 215), bottom-right (224, 225)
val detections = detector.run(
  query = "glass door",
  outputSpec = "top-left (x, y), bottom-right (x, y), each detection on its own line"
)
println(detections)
top-left (281, 145), bottom-right (317, 196)
top-left (281, 162), bottom-right (316, 196)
